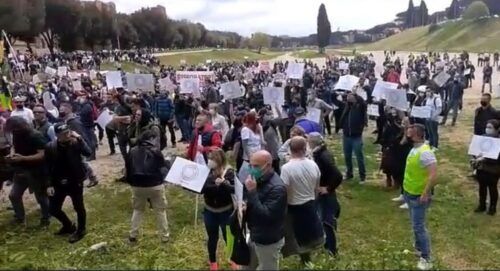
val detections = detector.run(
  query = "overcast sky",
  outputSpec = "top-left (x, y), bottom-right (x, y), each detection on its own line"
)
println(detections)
top-left (102, 0), bottom-right (452, 37)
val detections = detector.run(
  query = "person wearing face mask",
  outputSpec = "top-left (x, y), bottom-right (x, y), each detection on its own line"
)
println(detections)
top-left (209, 103), bottom-right (229, 139)
top-left (244, 150), bottom-right (287, 271)
top-left (4, 116), bottom-right (49, 227)
top-left (33, 105), bottom-right (55, 142)
top-left (339, 92), bottom-right (367, 183)
top-left (474, 94), bottom-right (500, 136)
top-left (45, 123), bottom-right (92, 243)
top-left (423, 90), bottom-right (442, 149)
top-left (470, 119), bottom-right (500, 216)
top-left (10, 96), bottom-right (34, 124)
top-left (187, 113), bottom-right (222, 163)
top-left (200, 149), bottom-right (236, 271)
top-left (440, 75), bottom-right (465, 126)
top-left (402, 124), bottom-right (438, 271)
top-left (280, 137), bottom-right (324, 267)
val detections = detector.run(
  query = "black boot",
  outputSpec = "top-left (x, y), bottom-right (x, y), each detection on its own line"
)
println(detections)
top-left (487, 206), bottom-right (496, 216)
top-left (474, 205), bottom-right (486, 213)
top-left (69, 230), bottom-right (86, 243)
top-left (55, 224), bottom-right (76, 235)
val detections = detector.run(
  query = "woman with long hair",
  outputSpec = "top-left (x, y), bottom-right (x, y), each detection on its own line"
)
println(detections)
top-left (238, 111), bottom-right (264, 179)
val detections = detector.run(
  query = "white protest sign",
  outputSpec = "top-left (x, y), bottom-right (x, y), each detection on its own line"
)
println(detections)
top-left (234, 175), bottom-right (244, 211)
top-left (42, 92), bottom-right (55, 110)
top-left (433, 71), bottom-right (451, 87)
top-left (410, 106), bottom-right (431, 119)
top-left (126, 73), bottom-right (155, 92)
top-left (106, 71), bottom-right (123, 89)
top-left (334, 75), bottom-right (360, 91)
top-left (68, 71), bottom-right (81, 80)
top-left (286, 63), bottom-right (305, 79)
top-left (468, 135), bottom-right (500, 159)
top-left (165, 157), bottom-right (210, 193)
top-left (176, 71), bottom-right (215, 88)
top-left (45, 67), bottom-right (57, 76)
top-left (159, 77), bottom-right (176, 91)
top-left (339, 61), bottom-right (349, 70)
top-left (57, 66), bottom-right (68, 77)
top-left (96, 109), bottom-right (113, 129)
top-left (220, 81), bottom-right (243, 100)
top-left (258, 61), bottom-right (271, 72)
top-left (73, 79), bottom-right (83, 91)
top-left (306, 107), bottom-right (322, 123)
top-left (206, 59), bottom-right (212, 64)
top-left (32, 74), bottom-right (41, 84)
top-left (89, 70), bottom-right (98, 80)
top-left (274, 73), bottom-right (286, 82)
top-left (263, 87), bottom-right (285, 106)
top-left (464, 69), bottom-right (471, 76)
top-left (179, 78), bottom-right (200, 94)
top-left (368, 104), bottom-right (379, 116)
top-left (385, 88), bottom-right (408, 111)
top-left (372, 80), bottom-right (398, 100)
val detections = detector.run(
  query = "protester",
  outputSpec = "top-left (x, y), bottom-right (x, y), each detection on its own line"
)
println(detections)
top-left (5, 116), bottom-right (49, 226)
top-left (470, 119), bottom-right (499, 215)
top-left (187, 113), bottom-right (222, 163)
top-left (201, 149), bottom-right (236, 270)
top-left (440, 74), bottom-right (465, 126)
top-left (45, 123), bottom-right (92, 243)
top-left (10, 96), bottom-right (34, 124)
top-left (153, 91), bottom-right (176, 148)
top-left (244, 150), bottom-right (287, 270)
top-left (474, 93), bottom-right (499, 135)
top-left (294, 107), bottom-right (322, 135)
top-left (424, 89), bottom-right (442, 149)
top-left (32, 105), bottom-right (55, 141)
top-left (482, 62), bottom-right (493, 94)
top-left (209, 103), bottom-right (229, 139)
top-left (403, 124), bottom-right (438, 270)
top-left (125, 130), bottom-right (170, 243)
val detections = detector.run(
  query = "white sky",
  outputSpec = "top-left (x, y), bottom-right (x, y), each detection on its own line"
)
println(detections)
top-left (102, 0), bottom-right (452, 37)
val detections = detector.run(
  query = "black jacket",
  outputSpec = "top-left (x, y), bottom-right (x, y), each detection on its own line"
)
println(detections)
top-left (312, 145), bottom-right (342, 194)
top-left (339, 96), bottom-right (367, 137)
top-left (474, 106), bottom-right (499, 135)
top-left (126, 139), bottom-right (169, 187)
top-left (45, 137), bottom-right (92, 187)
top-left (246, 171), bottom-right (287, 245)
top-left (202, 169), bottom-right (235, 209)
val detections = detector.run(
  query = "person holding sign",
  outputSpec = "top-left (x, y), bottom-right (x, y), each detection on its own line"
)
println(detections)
top-left (244, 150), bottom-right (287, 271)
top-left (200, 149), bottom-right (236, 271)
top-left (423, 89), bottom-right (442, 149)
top-left (440, 75), bottom-right (465, 126)
top-left (125, 130), bottom-right (170, 243)
top-left (470, 120), bottom-right (499, 216)
top-left (464, 61), bottom-right (475, 89)
top-left (402, 124), bottom-right (438, 271)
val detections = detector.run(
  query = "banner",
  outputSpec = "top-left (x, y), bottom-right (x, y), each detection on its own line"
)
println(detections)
top-left (220, 81), bottom-right (243, 100)
top-left (263, 86), bottom-right (285, 106)
top-left (468, 135), bottom-right (500, 159)
top-left (165, 157), bottom-right (210, 193)
top-left (286, 63), bottom-right (304, 79)
top-left (175, 71), bottom-right (215, 88)
top-left (334, 75), bottom-right (359, 91)
top-left (106, 71), bottom-right (123, 89)
top-left (126, 73), bottom-right (155, 92)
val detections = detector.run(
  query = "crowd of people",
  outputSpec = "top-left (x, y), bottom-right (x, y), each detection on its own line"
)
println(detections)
top-left (0, 47), bottom-right (499, 271)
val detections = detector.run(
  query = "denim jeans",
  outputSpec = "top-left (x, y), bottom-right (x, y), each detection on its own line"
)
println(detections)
top-left (441, 100), bottom-right (460, 126)
top-left (203, 208), bottom-right (233, 263)
top-left (9, 172), bottom-right (50, 221)
top-left (404, 193), bottom-right (431, 260)
top-left (317, 194), bottom-right (340, 254)
top-left (342, 136), bottom-right (366, 180)
top-left (425, 120), bottom-right (439, 148)
top-left (176, 115), bottom-right (192, 141)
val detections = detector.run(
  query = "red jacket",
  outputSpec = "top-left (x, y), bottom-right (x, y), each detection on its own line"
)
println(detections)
top-left (386, 71), bottom-right (401, 85)
top-left (186, 124), bottom-right (222, 161)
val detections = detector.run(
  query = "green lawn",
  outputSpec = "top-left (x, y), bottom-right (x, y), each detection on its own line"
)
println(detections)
top-left (158, 49), bottom-right (283, 67)
top-left (358, 17), bottom-right (500, 53)
top-left (100, 61), bottom-right (158, 74)
top-left (291, 50), bottom-right (326, 59)
top-left (1, 99), bottom-right (499, 269)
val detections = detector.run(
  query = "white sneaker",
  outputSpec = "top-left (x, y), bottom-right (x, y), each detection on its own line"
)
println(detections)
top-left (399, 203), bottom-right (409, 209)
top-left (392, 195), bottom-right (404, 202)
top-left (417, 257), bottom-right (433, 270)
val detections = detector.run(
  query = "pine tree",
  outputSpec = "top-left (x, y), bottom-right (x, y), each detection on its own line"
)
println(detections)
top-left (317, 3), bottom-right (331, 54)
top-left (420, 0), bottom-right (429, 26)
top-left (405, 0), bottom-right (415, 28)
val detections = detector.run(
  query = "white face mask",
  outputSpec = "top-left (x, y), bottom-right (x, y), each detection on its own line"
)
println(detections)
top-left (485, 127), bottom-right (496, 136)
top-left (207, 159), bottom-right (218, 169)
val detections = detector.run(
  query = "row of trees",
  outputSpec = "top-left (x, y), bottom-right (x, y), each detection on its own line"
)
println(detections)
top-left (0, 0), bottom-right (245, 53)
top-left (405, 0), bottom-right (429, 28)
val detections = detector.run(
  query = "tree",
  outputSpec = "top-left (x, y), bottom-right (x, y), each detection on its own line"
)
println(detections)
top-left (0, 0), bottom-right (38, 46)
top-left (463, 1), bottom-right (490, 20)
top-left (115, 14), bottom-right (138, 49)
top-left (419, 0), bottom-right (429, 26)
top-left (447, 0), bottom-right (460, 19)
top-left (316, 3), bottom-right (331, 53)
top-left (405, 0), bottom-right (415, 28)
top-left (249, 32), bottom-right (271, 53)
top-left (42, 0), bottom-right (82, 53)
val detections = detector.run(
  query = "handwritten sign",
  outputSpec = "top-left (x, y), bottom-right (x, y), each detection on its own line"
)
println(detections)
top-left (57, 66), bottom-right (68, 77)
top-left (179, 78), bottom-right (200, 95)
top-left (105, 71), bottom-right (123, 89)
top-left (220, 81), bottom-right (243, 100)
top-left (334, 75), bottom-right (359, 91)
top-left (263, 87), bottom-right (285, 106)
top-left (306, 107), bottom-right (322, 124)
top-left (126, 73), bottom-right (155, 92)
top-left (96, 109), bottom-right (113, 129)
top-left (468, 135), bottom-right (500, 159)
top-left (286, 63), bottom-right (304, 79)
top-left (372, 80), bottom-right (398, 100)
top-left (385, 89), bottom-right (408, 111)
top-left (165, 157), bottom-right (210, 193)
top-left (433, 71), bottom-right (451, 87)
top-left (410, 106), bottom-right (431, 119)
top-left (368, 104), bottom-right (379, 116)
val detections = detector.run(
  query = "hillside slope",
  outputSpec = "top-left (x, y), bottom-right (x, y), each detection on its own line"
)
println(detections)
top-left (361, 18), bottom-right (500, 52)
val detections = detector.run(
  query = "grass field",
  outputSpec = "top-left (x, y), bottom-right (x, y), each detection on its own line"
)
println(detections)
top-left (358, 17), bottom-right (500, 53)
top-left (100, 61), bottom-right (158, 74)
top-left (158, 49), bottom-right (284, 67)
top-left (292, 49), bottom-right (355, 59)
top-left (1, 97), bottom-right (499, 269)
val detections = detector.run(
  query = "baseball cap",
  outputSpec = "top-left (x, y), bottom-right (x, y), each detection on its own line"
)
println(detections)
top-left (54, 123), bottom-right (70, 134)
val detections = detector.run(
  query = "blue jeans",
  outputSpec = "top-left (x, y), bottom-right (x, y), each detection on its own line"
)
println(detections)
top-left (342, 136), bottom-right (366, 180)
top-left (203, 208), bottom-right (233, 263)
top-left (425, 120), bottom-right (439, 148)
top-left (404, 193), bottom-right (431, 260)
top-left (9, 172), bottom-right (50, 221)
top-left (175, 115), bottom-right (192, 141)
top-left (317, 194), bottom-right (340, 254)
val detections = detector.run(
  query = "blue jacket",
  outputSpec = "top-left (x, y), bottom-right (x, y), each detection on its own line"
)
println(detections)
top-left (295, 118), bottom-right (322, 135)
top-left (154, 96), bottom-right (174, 121)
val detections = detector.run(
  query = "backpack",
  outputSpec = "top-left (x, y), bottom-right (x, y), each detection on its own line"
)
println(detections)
top-left (433, 97), bottom-right (446, 116)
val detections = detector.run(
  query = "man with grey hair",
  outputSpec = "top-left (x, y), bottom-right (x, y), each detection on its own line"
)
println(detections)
top-left (308, 132), bottom-right (343, 256)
